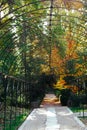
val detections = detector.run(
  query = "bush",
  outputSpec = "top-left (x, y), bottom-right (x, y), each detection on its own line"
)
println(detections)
top-left (69, 93), bottom-right (80, 107)
top-left (54, 89), bottom-right (61, 97)
top-left (60, 88), bottom-right (87, 107)
top-left (68, 93), bottom-right (87, 107)
top-left (60, 89), bottom-right (71, 106)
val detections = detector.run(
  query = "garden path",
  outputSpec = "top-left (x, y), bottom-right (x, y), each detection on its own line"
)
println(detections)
top-left (18, 94), bottom-right (87, 130)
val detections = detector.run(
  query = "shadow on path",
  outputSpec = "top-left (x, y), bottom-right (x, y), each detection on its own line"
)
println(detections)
top-left (40, 93), bottom-right (61, 107)
top-left (18, 94), bottom-right (87, 130)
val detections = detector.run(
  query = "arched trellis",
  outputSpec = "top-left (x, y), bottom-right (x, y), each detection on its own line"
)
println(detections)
top-left (0, 0), bottom-right (87, 78)
top-left (0, 1), bottom-right (87, 129)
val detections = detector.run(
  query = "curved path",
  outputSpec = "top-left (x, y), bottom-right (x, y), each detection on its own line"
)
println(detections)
top-left (18, 94), bottom-right (87, 130)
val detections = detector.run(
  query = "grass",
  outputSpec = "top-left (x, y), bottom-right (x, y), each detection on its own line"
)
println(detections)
top-left (70, 106), bottom-right (87, 119)
top-left (0, 106), bottom-right (30, 130)
top-left (3, 113), bottom-right (28, 130)
top-left (70, 107), bottom-right (83, 113)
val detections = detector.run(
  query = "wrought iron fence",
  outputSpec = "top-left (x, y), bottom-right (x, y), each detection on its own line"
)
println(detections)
top-left (0, 73), bottom-right (30, 130)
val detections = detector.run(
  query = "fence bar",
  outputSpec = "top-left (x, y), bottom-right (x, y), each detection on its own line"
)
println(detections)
top-left (0, 73), bottom-right (30, 130)
top-left (3, 75), bottom-right (8, 130)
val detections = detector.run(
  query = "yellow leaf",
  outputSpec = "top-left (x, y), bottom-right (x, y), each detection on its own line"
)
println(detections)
top-left (72, 1), bottom-right (83, 9)
top-left (54, 0), bottom-right (62, 5)
top-left (54, 0), bottom-right (83, 10)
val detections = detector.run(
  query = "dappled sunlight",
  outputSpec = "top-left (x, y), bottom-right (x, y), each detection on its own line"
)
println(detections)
top-left (26, 110), bottom-right (37, 121)
top-left (29, 115), bottom-right (36, 121)
top-left (46, 110), bottom-right (56, 117)
top-left (18, 94), bottom-right (87, 130)
top-left (58, 111), bottom-right (73, 116)
top-left (27, 108), bottom-right (47, 121)
top-left (45, 107), bottom-right (60, 130)
top-left (45, 124), bottom-right (60, 130)
top-left (41, 94), bottom-right (61, 107)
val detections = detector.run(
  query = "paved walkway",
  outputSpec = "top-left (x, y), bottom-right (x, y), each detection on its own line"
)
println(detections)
top-left (18, 94), bottom-right (87, 130)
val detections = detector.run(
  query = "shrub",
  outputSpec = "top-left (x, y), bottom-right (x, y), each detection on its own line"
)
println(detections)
top-left (60, 89), bottom-right (71, 106)
top-left (68, 93), bottom-right (87, 107)
top-left (69, 93), bottom-right (80, 107)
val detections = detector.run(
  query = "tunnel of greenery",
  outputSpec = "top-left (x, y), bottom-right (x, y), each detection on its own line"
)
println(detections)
top-left (0, 0), bottom-right (87, 129)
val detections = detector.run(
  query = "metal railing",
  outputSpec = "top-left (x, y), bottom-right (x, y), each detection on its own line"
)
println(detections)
top-left (0, 73), bottom-right (30, 130)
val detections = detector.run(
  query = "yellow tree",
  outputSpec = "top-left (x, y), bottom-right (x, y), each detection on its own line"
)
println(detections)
top-left (51, 45), bottom-right (65, 75)
top-left (54, 0), bottom-right (83, 10)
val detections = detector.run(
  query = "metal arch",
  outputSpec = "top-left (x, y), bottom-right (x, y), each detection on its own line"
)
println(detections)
top-left (0, 0), bottom-right (87, 73)
top-left (1, 46), bottom-right (27, 75)
top-left (0, 2), bottom-right (86, 43)
top-left (0, 14), bottom-right (86, 37)
top-left (1, 0), bottom-right (86, 20)
top-left (0, 21), bottom-right (48, 58)
top-left (0, 1), bottom-right (86, 29)
top-left (0, 20), bottom-right (86, 55)
top-left (0, 24), bottom-right (86, 60)
top-left (0, 0), bottom-right (50, 19)
top-left (0, 29), bottom-right (86, 59)
top-left (0, 11), bottom-right (86, 39)
top-left (0, 26), bottom-right (86, 46)
top-left (1, 9), bottom-right (86, 30)
top-left (0, 10), bottom-right (86, 28)
top-left (2, 57), bottom-right (23, 74)
top-left (0, 7), bottom-right (49, 29)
